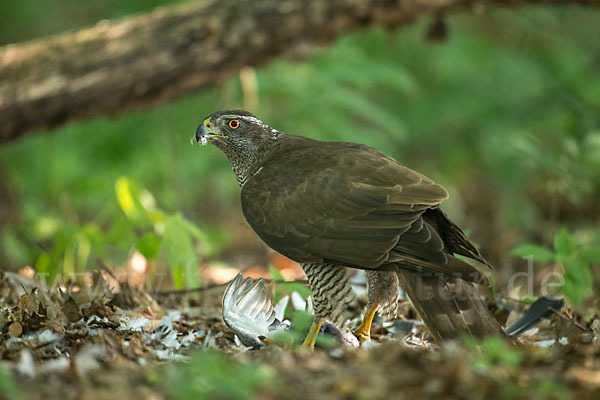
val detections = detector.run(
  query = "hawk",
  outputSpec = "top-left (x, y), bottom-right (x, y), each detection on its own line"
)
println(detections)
top-left (195, 110), bottom-right (505, 347)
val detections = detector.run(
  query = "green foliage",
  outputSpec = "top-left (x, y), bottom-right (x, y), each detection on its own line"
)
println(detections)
top-left (535, 378), bottom-right (573, 400)
top-left (0, 81), bottom-right (229, 279)
top-left (267, 264), bottom-right (285, 303)
top-left (520, 296), bottom-right (540, 305)
top-left (1, 171), bottom-right (219, 288)
top-left (161, 214), bottom-right (200, 289)
top-left (0, 0), bottom-right (190, 46)
top-left (551, 229), bottom-right (595, 307)
top-left (466, 336), bottom-right (524, 372)
top-left (0, 4), bottom-right (598, 399)
top-left (511, 228), bottom-right (598, 307)
top-left (315, 330), bottom-right (336, 348)
top-left (0, 3), bottom-right (599, 294)
top-left (114, 177), bottom-right (218, 289)
top-left (0, 366), bottom-right (19, 400)
top-left (554, 228), bottom-right (577, 256)
top-left (269, 309), bottom-right (335, 348)
top-left (164, 350), bottom-right (276, 400)
top-left (270, 310), bottom-right (313, 347)
top-left (136, 233), bottom-right (161, 260)
top-left (511, 245), bottom-right (555, 263)
top-left (465, 337), bottom-right (575, 399)
top-left (561, 261), bottom-right (593, 309)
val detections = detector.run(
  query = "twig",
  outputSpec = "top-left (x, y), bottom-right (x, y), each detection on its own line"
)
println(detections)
top-left (549, 307), bottom-right (588, 332)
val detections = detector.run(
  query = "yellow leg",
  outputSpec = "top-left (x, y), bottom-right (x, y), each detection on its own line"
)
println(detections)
top-left (353, 303), bottom-right (379, 343)
top-left (301, 318), bottom-right (324, 349)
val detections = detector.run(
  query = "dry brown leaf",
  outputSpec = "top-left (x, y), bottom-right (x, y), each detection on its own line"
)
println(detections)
top-left (8, 322), bottom-right (22, 337)
top-left (18, 290), bottom-right (42, 317)
top-left (61, 295), bottom-right (82, 323)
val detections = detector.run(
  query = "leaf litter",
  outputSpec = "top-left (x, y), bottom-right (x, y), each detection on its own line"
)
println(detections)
top-left (0, 269), bottom-right (598, 399)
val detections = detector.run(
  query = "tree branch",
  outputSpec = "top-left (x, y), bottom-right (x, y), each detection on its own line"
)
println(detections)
top-left (0, 0), bottom-right (597, 143)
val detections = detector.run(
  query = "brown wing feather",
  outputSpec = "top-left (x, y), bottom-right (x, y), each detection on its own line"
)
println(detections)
top-left (241, 134), bottom-right (487, 283)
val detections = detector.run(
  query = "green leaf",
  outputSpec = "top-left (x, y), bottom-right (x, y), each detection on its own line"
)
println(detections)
top-left (536, 379), bottom-right (573, 400)
top-left (177, 215), bottom-right (208, 242)
top-left (315, 333), bottom-right (335, 348)
top-left (511, 244), bottom-right (555, 263)
top-left (0, 366), bottom-right (20, 400)
top-left (554, 228), bottom-right (576, 257)
top-left (561, 258), bottom-right (593, 307)
top-left (170, 265), bottom-right (184, 290)
top-left (268, 264), bottom-right (284, 281)
top-left (289, 310), bottom-right (314, 338)
top-left (580, 247), bottom-right (600, 263)
top-left (162, 215), bottom-right (200, 289)
top-left (137, 233), bottom-right (161, 260)
top-left (467, 336), bottom-right (524, 372)
top-left (268, 264), bottom-right (286, 303)
top-left (35, 252), bottom-right (54, 277)
top-left (282, 283), bottom-right (312, 299)
top-left (520, 296), bottom-right (539, 304)
top-left (115, 177), bottom-right (139, 219)
top-left (105, 216), bottom-right (135, 250)
top-left (165, 351), bottom-right (276, 400)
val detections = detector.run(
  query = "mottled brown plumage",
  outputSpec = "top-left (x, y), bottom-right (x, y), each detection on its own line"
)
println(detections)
top-left (196, 110), bottom-right (505, 344)
top-left (366, 270), bottom-right (399, 319)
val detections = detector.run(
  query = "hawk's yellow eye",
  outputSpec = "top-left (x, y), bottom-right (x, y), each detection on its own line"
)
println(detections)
top-left (228, 119), bottom-right (240, 129)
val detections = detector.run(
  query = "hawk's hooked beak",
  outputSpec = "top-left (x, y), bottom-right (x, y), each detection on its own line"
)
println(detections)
top-left (195, 118), bottom-right (227, 146)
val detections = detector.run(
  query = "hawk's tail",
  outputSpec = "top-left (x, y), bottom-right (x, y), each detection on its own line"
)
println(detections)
top-left (396, 269), bottom-right (506, 342)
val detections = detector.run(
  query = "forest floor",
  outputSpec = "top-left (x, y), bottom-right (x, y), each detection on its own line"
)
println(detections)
top-left (0, 268), bottom-right (599, 400)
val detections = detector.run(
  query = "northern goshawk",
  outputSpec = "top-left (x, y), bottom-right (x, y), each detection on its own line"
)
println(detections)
top-left (195, 110), bottom-right (505, 347)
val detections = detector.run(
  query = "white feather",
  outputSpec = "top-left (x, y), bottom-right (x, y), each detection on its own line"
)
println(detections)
top-left (222, 273), bottom-right (289, 348)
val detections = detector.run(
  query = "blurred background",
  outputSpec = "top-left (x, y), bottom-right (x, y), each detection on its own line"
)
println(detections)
top-left (0, 1), bottom-right (598, 301)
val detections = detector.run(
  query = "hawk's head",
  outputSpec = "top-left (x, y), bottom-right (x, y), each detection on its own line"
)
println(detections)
top-left (195, 110), bottom-right (280, 185)
top-left (195, 110), bottom-right (278, 150)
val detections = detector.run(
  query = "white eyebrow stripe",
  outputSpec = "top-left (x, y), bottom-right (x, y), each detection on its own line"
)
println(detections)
top-left (238, 115), bottom-right (277, 132)
top-left (238, 116), bottom-right (265, 125)
top-left (230, 115), bottom-right (280, 138)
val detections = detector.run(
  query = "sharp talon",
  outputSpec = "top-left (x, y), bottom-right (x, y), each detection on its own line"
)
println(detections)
top-left (301, 338), bottom-right (316, 350)
top-left (352, 303), bottom-right (379, 344)
top-left (352, 329), bottom-right (371, 344)
top-left (262, 337), bottom-right (275, 345)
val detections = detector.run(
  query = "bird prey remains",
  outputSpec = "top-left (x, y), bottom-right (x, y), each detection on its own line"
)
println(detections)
top-left (195, 110), bottom-right (505, 347)
top-left (222, 273), bottom-right (290, 349)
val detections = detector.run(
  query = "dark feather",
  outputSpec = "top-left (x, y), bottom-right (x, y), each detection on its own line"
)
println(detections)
top-left (242, 134), bottom-right (488, 283)
top-left (505, 296), bottom-right (565, 336)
